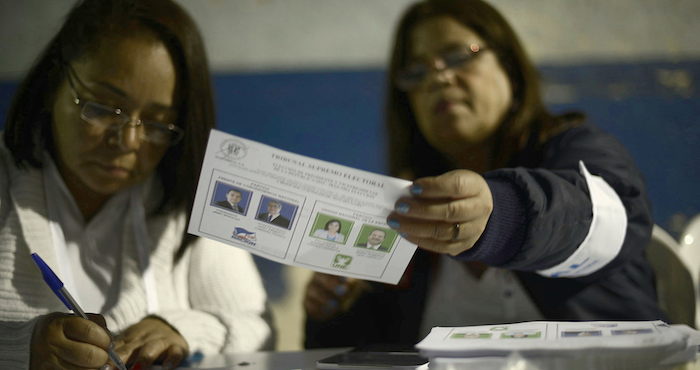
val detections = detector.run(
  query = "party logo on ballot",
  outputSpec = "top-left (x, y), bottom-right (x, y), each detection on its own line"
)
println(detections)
top-left (232, 227), bottom-right (257, 246)
top-left (332, 254), bottom-right (353, 269)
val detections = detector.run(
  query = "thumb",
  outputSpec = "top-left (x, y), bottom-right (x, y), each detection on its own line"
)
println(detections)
top-left (412, 169), bottom-right (483, 199)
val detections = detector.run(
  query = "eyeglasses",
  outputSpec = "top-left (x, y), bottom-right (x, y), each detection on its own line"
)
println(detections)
top-left (395, 44), bottom-right (487, 91)
top-left (64, 64), bottom-right (184, 146)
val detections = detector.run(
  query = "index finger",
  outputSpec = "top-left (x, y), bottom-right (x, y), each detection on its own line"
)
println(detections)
top-left (62, 316), bottom-right (111, 350)
top-left (410, 170), bottom-right (484, 199)
top-left (86, 313), bottom-right (107, 328)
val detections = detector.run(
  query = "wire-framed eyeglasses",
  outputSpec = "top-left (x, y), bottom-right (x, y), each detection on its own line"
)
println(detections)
top-left (64, 64), bottom-right (184, 146)
top-left (395, 43), bottom-right (487, 91)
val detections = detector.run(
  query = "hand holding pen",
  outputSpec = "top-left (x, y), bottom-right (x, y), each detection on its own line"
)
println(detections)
top-left (31, 253), bottom-right (127, 370)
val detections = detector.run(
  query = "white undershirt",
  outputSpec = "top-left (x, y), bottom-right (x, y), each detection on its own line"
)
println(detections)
top-left (43, 156), bottom-right (129, 313)
top-left (419, 255), bottom-right (544, 338)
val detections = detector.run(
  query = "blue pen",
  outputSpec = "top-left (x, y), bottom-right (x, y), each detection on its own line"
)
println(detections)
top-left (31, 252), bottom-right (127, 370)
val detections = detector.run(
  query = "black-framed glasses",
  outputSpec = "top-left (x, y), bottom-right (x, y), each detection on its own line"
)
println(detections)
top-left (64, 64), bottom-right (184, 146)
top-left (395, 44), bottom-right (487, 91)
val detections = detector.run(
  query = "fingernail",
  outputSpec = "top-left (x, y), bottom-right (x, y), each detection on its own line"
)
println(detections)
top-left (335, 284), bottom-right (348, 296)
top-left (101, 365), bottom-right (113, 370)
top-left (387, 219), bottom-right (400, 229)
top-left (400, 232), bottom-right (407, 238)
top-left (395, 203), bottom-right (410, 214)
top-left (410, 184), bottom-right (422, 195)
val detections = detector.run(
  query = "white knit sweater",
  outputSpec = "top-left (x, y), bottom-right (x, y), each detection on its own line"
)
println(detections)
top-left (0, 138), bottom-right (273, 369)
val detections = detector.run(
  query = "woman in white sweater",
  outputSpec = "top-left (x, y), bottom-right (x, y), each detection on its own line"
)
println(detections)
top-left (0, 0), bottom-right (273, 368)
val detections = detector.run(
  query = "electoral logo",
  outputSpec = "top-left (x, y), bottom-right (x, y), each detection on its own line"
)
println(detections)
top-left (217, 139), bottom-right (248, 162)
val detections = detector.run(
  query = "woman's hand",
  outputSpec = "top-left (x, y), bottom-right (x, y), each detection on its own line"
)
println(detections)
top-left (388, 169), bottom-right (493, 256)
top-left (30, 312), bottom-right (115, 370)
top-left (113, 316), bottom-right (188, 369)
top-left (304, 273), bottom-right (369, 321)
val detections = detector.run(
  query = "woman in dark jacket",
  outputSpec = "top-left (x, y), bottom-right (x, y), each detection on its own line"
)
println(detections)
top-left (304, 0), bottom-right (665, 348)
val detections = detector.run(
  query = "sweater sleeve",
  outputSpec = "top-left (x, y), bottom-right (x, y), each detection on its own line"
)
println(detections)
top-left (0, 318), bottom-right (38, 369)
top-left (158, 238), bottom-right (274, 354)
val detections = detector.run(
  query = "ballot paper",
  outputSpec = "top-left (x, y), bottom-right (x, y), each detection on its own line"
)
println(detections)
top-left (417, 320), bottom-right (700, 369)
top-left (188, 129), bottom-right (417, 284)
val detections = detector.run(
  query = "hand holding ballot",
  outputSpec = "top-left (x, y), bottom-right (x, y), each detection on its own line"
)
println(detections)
top-left (386, 170), bottom-right (493, 256)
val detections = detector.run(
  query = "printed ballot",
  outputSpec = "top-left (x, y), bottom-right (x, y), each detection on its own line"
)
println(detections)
top-left (188, 129), bottom-right (417, 284)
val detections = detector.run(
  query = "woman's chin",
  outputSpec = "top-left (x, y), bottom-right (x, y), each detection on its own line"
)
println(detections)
top-left (81, 175), bottom-right (135, 198)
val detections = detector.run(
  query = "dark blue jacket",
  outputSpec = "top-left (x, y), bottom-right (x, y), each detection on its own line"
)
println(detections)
top-left (305, 123), bottom-right (665, 348)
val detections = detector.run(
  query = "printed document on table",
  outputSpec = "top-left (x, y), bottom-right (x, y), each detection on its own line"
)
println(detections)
top-left (417, 321), bottom-right (700, 369)
top-left (188, 129), bottom-right (417, 284)
top-left (416, 320), bottom-right (692, 356)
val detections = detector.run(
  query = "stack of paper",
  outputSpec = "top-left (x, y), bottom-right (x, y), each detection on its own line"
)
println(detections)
top-left (416, 321), bottom-right (700, 369)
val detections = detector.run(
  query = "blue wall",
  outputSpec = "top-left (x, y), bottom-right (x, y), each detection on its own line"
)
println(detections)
top-left (212, 69), bottom-right (387, 174)
top-left (2, 60), bottom-right (698, 236)
top-left (540, 61), bottom-right (699, 235)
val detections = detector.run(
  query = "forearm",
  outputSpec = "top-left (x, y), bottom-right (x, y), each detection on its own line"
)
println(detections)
top-left (185, 239), bottom-right (274, 353)
top-left (456, 125), bottom-right (652, 281)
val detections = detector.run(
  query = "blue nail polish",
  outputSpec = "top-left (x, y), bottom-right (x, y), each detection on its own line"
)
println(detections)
top-left (388, 219), bottom-right (400, 229)
top-left (180, 351), bottom-right (204, 368)
top-left (410, 184), bottom-right (423, 195)
top-left (396, 203), bottom-right (410, 214)
top-left (335, 285), bottom-right (348, 296)
top-left (399, 232), bottom-right (408, 238)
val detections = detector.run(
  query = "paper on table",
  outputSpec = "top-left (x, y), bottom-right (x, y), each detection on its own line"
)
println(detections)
top-left (416, 320), bottom-right (698, 367)
top-left (188, 129), bottom-right (417, 284)
top-left (417, 320), bottom-right (690, 355)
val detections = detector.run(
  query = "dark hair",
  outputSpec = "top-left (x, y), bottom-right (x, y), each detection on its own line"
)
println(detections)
top-left (324, 219), bottom-right (342, 232)
top-left (227, 188), bottom-right (242, 196)
top-left (370, 229), bottom-right (386, 236)
top-left (386, 0), bottom-right (582, 177)
top-left (4, 0), bottom-right (214, 219)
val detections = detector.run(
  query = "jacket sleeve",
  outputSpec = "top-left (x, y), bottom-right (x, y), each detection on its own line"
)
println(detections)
top-left (158, 238), bottom-right (274, 354)
top-left (456, 124), bottom-right (653, 283)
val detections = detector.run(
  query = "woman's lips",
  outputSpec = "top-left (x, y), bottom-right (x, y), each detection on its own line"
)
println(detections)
top-left (433, 99), bottom-right (453, 115)
top-left (433, 95), bottom-right (471, 116)
top-left (94, 162), bottom-right (131, 178)
top-left (433, 98), bottom-right (464, 115)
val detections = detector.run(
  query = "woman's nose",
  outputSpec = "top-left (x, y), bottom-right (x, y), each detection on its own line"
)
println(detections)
top-left (431, 58), bottom-right (448, 71)
top-left (426, 59), bottom-right (456, 87)
top-left (113, 119), bottom-right (144, 150)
